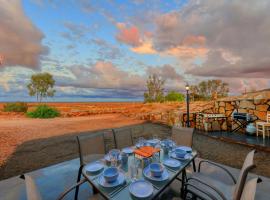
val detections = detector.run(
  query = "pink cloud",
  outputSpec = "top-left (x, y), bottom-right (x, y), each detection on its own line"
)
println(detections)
top-left (116, 24), bottom-right (142, 47)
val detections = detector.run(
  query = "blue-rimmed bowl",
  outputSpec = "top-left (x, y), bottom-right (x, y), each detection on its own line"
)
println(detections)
top-left (175, 148), bottom-right (186, 158)
top-left (103, 167), bottom-right (119, 183)
top-left (149, 163), bottom-right (164, 177)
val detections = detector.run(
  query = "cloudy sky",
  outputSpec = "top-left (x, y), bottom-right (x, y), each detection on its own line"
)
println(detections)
top-left (0, 0), bottom-right (270, 102)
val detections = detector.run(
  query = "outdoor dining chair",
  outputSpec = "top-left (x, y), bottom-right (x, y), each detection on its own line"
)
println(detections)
top-left (256, 112), bottom-right (270, 138)
top-left (75, 132), bottom-right (107, 200)
top-left (184, 150), bottom-right (256, 200)
top-left (172, 126), bottom-right (196, 171)
top-left (113, 127), bottom-right (133, 149)
top-left (20, 174), bottom-right (100, 200)
top-left (240, 177), bottom-right (261, 200)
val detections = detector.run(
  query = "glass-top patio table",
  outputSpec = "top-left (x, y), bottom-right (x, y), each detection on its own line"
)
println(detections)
top-left (82, 148), bottom-right (197, 200)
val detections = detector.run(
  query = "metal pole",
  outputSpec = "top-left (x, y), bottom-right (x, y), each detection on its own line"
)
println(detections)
top-left (186, 89), bottom-right (190, 127)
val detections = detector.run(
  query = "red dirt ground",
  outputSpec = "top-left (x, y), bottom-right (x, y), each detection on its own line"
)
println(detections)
top-left (0, 102), bottom-right (211, 168)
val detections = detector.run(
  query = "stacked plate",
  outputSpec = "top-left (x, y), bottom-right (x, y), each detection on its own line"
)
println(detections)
top-left (85, 161), bottom-right (104, 175)
top-left (129, 180), bottom-right (154, 199)
top-left (163, 158), bottom-right (181, 169)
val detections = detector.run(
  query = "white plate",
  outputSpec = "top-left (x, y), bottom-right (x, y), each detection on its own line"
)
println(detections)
top-left (122, 147), bottom-right (134, 154)
top-left (143, 165), bottom-right (169, 182)
top-left (176, 146), bottom-right (192, 153)
top-left (85, 162), bottom-right (104, 173)
top-left (129, 180), bottom-right (153, 199)
top-left (171, 152), bottom-right (191, 161)
top-left (163, 159), bottom-right (181, 168)
top-left (98, 172), bottom-right (125, 188)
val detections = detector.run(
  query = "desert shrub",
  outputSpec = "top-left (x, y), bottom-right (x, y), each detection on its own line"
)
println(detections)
top-left (165, 91), bottom-right (185, 102)
top-left (3, 102), bottom-right (28, 112)
top-left (27, 105), bottom-right (60, 118)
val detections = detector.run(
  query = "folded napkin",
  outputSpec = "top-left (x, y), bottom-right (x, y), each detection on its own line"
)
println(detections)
top-left (134, 146), bottom-right (160, 158)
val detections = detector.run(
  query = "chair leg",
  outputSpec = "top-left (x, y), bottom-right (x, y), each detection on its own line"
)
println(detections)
top-left (192, 160), bottom-right (196, 172)
top-left (263, 126), bottom-right (265, 139)
top-left (74, 165), bottom-right (83, 200)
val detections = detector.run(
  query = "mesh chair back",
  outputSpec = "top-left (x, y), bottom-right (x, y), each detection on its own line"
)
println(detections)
top-left (172, 126), bottom-right (194, 147)
top-left (113, 127), bottom-right (133, 149)
top-left (233, 150), bottom-right (256, 200)
top-left (77, 132), bottom-right (106, 166)
top-left (267, 112), bottom-right (270, 123)
top-left (24, 175), bottom-right (42, 200)
top-left (240, 178), bottom-right (259, 200)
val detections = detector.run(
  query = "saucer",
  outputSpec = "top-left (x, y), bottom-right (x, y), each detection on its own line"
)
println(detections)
top-left (98, 171), bottom-right (125, 188)
top-left (143, 165), bottom-right (169, 182)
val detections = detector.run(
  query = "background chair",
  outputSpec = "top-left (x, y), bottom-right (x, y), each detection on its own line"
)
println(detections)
top-left (172, 126), bottom-right (194, 148)
top-left (20, 174), bottom-right (99, 200)
top-left (240, 177), bottom-right (261, 200)
top-left (75, 132), bottom-right (106, 200)
top-left (184, 150), bottom-right (256, 200)
top-left (172, 126), bottom-right (196, 171)
top-left (113, 127), bottom-right (133, 149)
top-left (256, 112), bottom-right (270, 139)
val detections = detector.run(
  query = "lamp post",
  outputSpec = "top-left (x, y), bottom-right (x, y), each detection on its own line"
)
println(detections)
top-left (185, 83), bottom-right (190, 127)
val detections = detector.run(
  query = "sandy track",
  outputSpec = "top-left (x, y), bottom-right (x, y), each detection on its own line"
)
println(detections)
top-left (0, 114), bottom-right (144, 167)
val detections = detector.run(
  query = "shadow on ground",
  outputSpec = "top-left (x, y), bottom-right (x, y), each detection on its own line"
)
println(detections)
top-left (1, 122), bottom-right (270, 181)
top-left (0, 122), bottom-right (171, 180)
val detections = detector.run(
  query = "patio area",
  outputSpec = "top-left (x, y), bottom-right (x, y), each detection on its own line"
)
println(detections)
top-left (1, 157), bottom-right (270, 200)
top-left (0, 123), bottom-right (270, 199)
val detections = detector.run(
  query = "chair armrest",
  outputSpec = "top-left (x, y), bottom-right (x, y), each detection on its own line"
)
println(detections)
top-left (185, 177), bottom-right (228, 200)
top-left (198, 160), bottom-right (237, 184)
top-left (57, 178), bottom-right (87, 200)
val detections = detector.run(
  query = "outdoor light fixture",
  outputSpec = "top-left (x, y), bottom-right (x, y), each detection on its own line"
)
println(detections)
top-left (186, 83), bottom-right (190, 127)
top-left (185, 83), bottom-right (189, 91)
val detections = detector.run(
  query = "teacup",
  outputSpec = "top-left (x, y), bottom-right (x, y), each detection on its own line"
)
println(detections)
top-left (175, 148), bottom-right (186, 158)
top-left (149, 163), bottom-right (164, 177)
top-left (103, 167), bottom-right (119, 183)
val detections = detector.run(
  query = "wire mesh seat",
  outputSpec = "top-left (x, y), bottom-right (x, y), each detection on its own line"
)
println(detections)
top-left (113, 127), bottom-right (133, 149)
top-left (184, 150), bottom-right (257, 200)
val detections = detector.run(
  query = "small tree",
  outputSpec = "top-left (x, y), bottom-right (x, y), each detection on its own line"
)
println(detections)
top-left (144, 74), bottom-right (165, 103)
top-left (165, 91), bottom-right (185, 102)
top-left (27, 72), bottom-right (56, 102)
top-left (190, 79), bottom-right (229, 101)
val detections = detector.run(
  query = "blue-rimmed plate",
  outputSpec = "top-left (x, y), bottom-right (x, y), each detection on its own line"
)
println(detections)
top-left (98, 171), bottom-right (125, 188)
top-left (129, 180), bottom-right (153, 199)
top-left (143, 165), bottom-right (169, 182)
top-left (122, 147), bottom-right (134, 154)
top-left (176, 146), bottom-right (192, 153)
top-left (163, 158), bottom-right (181, 168)
top-left (171, 152), bottom-right (191, 160)
top-left (85, 162), bottom-right (104, 174)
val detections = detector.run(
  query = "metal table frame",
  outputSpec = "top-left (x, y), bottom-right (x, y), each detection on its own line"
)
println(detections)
top-left (82, 150), bottom-right (197, 200)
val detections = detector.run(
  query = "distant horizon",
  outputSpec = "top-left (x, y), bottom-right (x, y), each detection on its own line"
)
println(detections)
top-left (0, 0), bottom-right (269, 101)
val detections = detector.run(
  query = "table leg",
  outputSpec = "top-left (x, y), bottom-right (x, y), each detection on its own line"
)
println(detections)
top-left (181, 169), bottom-right (187, 198)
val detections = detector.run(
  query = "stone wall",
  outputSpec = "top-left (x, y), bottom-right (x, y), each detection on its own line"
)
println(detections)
top-left (180, 90), bottom-right (270, 132)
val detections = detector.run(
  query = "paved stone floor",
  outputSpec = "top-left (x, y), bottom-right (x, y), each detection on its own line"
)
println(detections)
top-left (0, 158), bottom-right (93, 200)
top-left (1, 157), bottom-right (270, 200)
top-left (193, 131), bottom-right (270, 177)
